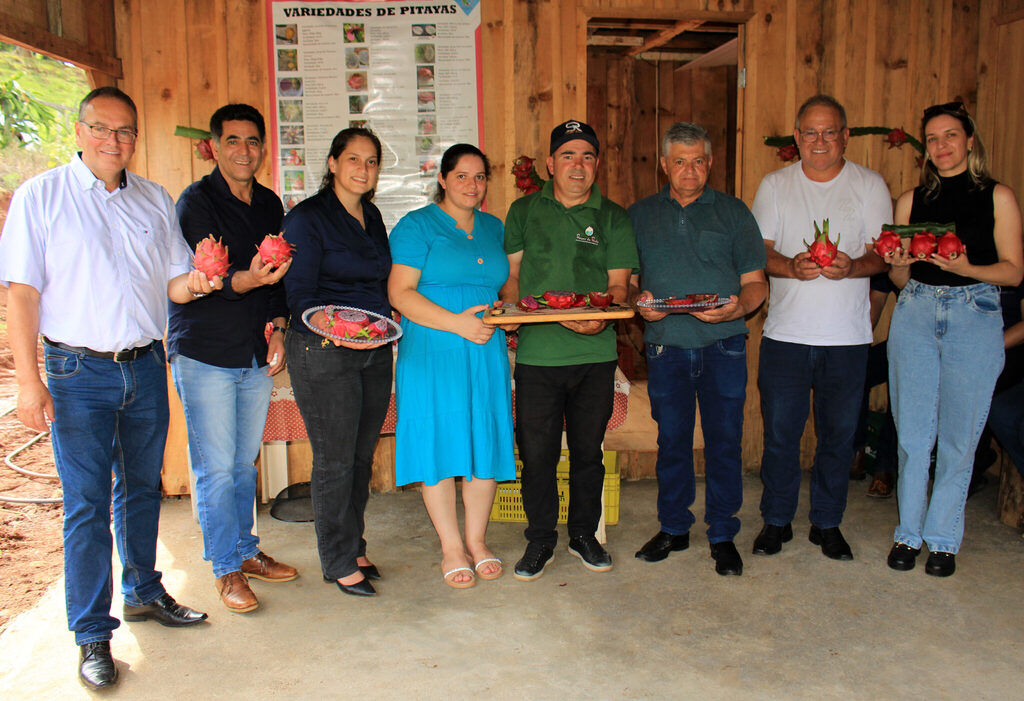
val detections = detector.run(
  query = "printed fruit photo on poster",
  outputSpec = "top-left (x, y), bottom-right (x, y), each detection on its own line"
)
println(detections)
top-left (346, 72), bottom-right (367, 92)
top-left (277, 49), bottom-right (297, 71)
top-left (279, 99), bottom-right (303, 123)
top-left (275, 24), bottom-right (297, 45)
top-left (344, 23), bottom-right (365, 43)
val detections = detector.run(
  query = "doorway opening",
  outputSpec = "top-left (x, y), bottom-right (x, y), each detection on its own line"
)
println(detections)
top-left (586, 18), bottom-right (741, 205)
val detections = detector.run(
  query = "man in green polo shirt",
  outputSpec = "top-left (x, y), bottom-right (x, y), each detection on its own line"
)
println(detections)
top-left (503, 119), bottom-right (638, 581)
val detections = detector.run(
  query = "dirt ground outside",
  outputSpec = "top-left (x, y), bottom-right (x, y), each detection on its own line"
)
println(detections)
top-left (0, 285), bottom-right (64, 635)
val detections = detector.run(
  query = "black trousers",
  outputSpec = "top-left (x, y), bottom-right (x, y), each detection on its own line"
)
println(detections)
top-left (514, 361), bottom-right (616, 547)
top-left (286, 332), bottom-right (392, 579)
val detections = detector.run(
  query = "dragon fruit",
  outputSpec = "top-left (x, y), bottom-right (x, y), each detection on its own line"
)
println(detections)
top-left (935, 232), bottom-right (965, 260)
top-left (321, 307), bottom-right (370, 338)
top-left (909, 232), bottom-right (937, 259)
top-left (194, 235), bottom-right (230, 279)
top-left (873, 230), bottom-right (902, 258)
top-left (804, 219), bottom-right (840, 267)
top-left (257, 233), bottom-right (293, 267)
top-left (517, 295), bottom-right (540, 311)
top-left (587, 291), bottom-right (612, 308)
top-left (542, 290), bottom-right (577, 310)
top-left (367, 318), bottom-right (390, 339)
top-left (572, 293), bottom-right (588, 307)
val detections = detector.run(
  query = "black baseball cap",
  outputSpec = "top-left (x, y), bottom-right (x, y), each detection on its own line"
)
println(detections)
top-left (549, 119), bottom-right (600, 155)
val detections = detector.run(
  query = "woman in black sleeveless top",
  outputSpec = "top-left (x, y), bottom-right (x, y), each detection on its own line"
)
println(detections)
top-left (884, 102), bottom-right (1023, 577)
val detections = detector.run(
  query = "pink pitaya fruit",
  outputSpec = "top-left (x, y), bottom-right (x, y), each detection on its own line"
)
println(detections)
top-left (517, 295), bottom-right (540, 312)
top-left (587, 291), bottom-right (612, 308)
top-left (935, 232), bottom-right (965, 260)
top-left (194, 235), bottom-right (230, 278)
top-left (909, 232), bottom-right (937, 259)
top-left (873, 230), bottom-right (902, 258)
top-left (542, 290), bottom-right (576, 309)
top-left (803, 219), bottom-right (839, 267)
top-left (257, 233), bottom-right (293, 267)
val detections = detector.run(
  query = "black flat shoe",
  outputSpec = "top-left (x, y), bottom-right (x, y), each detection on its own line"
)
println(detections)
top-left (925, 551), bottom-right (956, 577)
top-left (123, 593), bottom-right (208, 627)
top-left (334, 577), bottom-right (377, 596)
top-left (710, 541), bottom-right (743, 576)
top-left (635, 531), bottom-right (689, 562)
top-left (359, 564), bottom-right (381, 580)
top-left (887, 542), bottom-right (921, 571)
top-left (808, 525), bottom-right (854, 561)
top-left (752, 523), bottom-right (792, 555)
top-left (79, 641), bottom-right (118, 690)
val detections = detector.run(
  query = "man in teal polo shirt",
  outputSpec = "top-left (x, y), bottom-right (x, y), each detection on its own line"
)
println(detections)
top-left (629, 122), bottom-right (767, 576)
top-left (503, 119), bottom-right (638, 581)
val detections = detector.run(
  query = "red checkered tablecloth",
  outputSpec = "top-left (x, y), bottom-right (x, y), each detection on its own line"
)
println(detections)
top-left (262, 352), bottom-right (629, 442)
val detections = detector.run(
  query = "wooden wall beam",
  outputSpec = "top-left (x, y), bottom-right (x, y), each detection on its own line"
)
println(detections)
top-left (624, 19), bottom-right (704, 57)
top-left (0, 10), bottom-right (123, 77)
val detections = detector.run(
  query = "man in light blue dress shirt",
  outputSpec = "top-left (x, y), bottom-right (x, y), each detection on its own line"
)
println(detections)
top-left (0, 87), bottom-right (218, 690)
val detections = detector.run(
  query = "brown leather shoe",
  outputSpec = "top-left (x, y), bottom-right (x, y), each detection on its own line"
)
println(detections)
top-left (241, 551), bottom-right (298, 582)
top-left (867, 472), bottom-right (894, 498)
top-left (216, 571), bottom-right (259, 613)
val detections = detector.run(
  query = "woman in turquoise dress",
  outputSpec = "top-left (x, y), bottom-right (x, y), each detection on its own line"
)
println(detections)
top-left (388, 144), bottom-right (514, 588)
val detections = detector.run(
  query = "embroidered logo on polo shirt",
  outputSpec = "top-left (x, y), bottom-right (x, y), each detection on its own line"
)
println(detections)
top-left (576, 225), bottom-right (599, 245)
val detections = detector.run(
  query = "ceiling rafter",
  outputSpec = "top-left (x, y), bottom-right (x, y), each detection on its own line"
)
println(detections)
top-left (624, 19), bottom-right (705, 57)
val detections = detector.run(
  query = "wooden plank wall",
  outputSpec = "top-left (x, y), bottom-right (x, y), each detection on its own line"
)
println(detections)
top-left (587, 54), bottom-right (736, 202)
top-left (0, 0), bottom-right (121, 79)
top-left (101, 0), bottom-right (999, 486)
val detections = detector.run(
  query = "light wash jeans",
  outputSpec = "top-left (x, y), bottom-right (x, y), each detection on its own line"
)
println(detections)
top-left (170, 354), bottom-right (273, 577)
top-left (888, 280), bottom-right (1004, 553)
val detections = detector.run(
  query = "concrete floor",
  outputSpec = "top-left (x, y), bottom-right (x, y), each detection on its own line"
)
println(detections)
top-left (1, 474), bottom-right (1021, 700)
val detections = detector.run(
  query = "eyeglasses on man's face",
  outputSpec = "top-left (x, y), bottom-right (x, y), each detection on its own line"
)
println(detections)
top-left (799, 129), bottom-right (842, 143)
top-left (80, 122), bottom-right (139, 145)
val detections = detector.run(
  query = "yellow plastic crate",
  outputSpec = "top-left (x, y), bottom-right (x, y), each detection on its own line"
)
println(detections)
top-left (490, 450), bottom-right (619, 524)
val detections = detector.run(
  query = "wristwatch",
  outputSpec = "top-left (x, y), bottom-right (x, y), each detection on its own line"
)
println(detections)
top-left (271, 325), bottom-right (288, 335)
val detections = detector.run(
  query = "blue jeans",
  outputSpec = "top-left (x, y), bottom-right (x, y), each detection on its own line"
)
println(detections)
top-left (758, 338), bottom-right (868, 528)
top-left (646, 335), bottom-right (747, 543)
top-left (170, 354), bottom-right (273, 577)
top-left (45, 342), bottom-right (170, 645)
top-left (285, 332), bottom-right (392, 580)
top-left (514, 361), bottom-right (616, 547)
top-left (989, 379), bottom-right (1024, 479)
top-left (889, 280), bottom-right (1003, 553)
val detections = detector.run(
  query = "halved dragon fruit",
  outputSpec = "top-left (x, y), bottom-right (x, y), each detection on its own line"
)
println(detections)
top-left (542, 290), bottom-right (576, 309)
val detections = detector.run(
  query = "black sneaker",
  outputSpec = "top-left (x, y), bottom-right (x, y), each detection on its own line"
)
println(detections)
top-left (513, 542), bottom-right (554, 581)
top-left (567, 535), bottom-right (613, 572)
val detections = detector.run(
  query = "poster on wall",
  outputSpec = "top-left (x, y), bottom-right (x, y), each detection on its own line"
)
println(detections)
top-left (266, 0), bottom-right (482, 228)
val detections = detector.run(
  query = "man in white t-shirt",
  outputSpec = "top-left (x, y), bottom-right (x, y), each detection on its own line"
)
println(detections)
top-left (750, 94), bottom-right (892, 561)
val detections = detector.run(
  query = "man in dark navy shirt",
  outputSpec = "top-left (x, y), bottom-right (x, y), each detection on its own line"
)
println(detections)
top-left (168, 104), bottom-right (298, 614)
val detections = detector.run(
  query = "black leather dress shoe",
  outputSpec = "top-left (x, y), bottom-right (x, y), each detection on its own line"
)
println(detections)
top-left (79, 641), bottom-right (118, 690)
top-left (123, 593), bottom-right (208, 627)
top-left (925, 551), bottom-right (956, 577)
top-left (887, 542), bottom-right (921, 571)
top-left (710, 541), bottom-right (743, 576)
top-left (635, 531), bottom-right (689, 562)
top-left (334, 577), bottom-right (377, 597)
top-left (359, 564), bottom-right (381, 580)
top-left (808, 525), bottom-right (854, 561)
top-left (751, 523), bottom-right (792, 555)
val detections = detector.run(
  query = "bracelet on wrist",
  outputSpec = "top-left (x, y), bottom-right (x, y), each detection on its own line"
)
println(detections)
top-left (271, 325), bottom-right (287, 335)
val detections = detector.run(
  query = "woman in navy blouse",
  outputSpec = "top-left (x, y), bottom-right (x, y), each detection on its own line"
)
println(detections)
top-left (282, 128), bottom-right (392, 597)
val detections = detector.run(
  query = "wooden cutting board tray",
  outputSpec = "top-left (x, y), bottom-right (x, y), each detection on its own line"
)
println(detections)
top-left (483, 302), bottom-right (635, 325)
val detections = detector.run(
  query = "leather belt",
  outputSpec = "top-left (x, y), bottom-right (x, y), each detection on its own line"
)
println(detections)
top-left (43, 337), bottom-right (156, 363)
